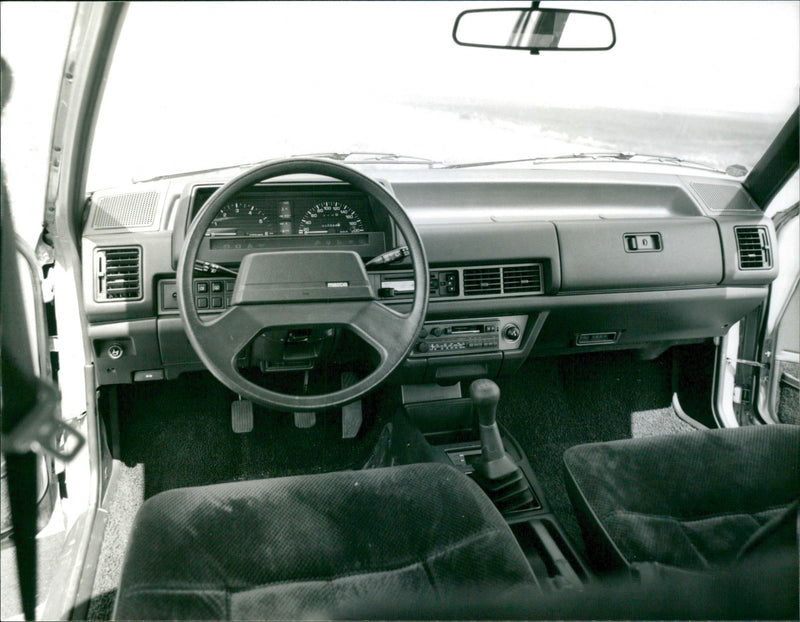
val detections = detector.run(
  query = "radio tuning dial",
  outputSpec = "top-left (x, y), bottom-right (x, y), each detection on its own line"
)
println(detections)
top-left (417, 342), bottom-right (430, 353)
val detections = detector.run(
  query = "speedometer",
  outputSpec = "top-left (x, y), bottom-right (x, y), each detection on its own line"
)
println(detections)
top-left (298, 201), bottom-right (364, 234)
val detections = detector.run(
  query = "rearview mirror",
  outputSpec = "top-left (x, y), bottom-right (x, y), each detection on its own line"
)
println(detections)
top-left (453, 8), bottom-right (615, 53)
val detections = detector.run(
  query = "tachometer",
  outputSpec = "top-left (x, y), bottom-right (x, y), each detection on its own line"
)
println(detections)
top-left (211, 201), bottom-right (263, 228)
top-left (298, 201), bottom-right (364, 234)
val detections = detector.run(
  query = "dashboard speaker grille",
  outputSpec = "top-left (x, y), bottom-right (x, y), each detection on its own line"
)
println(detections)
top-left (92, 192), bottom-right (159, 229)
top-left (502, 264), bottom-right (542, 294)
top-left (691, 183), bottom-right (757, 212)
top-left (95, 247), bottom-right (142, 301)
top-left (463, 267), bottom-right (501, 296)
top-left (735, 226), bottom-right (771, 270)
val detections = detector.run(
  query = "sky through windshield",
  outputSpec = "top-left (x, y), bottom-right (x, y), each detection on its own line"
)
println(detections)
top-left (3, 1), bottom-right (799, 195)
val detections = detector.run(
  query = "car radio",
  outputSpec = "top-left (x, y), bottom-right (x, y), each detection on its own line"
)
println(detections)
top-left (411, 320), bottom-right (501, 356)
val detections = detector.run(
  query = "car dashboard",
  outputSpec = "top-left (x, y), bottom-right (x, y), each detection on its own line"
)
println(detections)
top-left (81, 165), bottom-right (778, 387)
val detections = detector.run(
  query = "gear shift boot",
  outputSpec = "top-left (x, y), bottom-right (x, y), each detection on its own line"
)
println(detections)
top-left (475, 443), bottom-right (518, 480)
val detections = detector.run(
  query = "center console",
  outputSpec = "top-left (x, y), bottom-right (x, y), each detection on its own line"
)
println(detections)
top-left (388, 378), bottom-right (590, 593)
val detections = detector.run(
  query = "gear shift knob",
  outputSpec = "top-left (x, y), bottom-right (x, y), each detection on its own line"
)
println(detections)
top-left (469, 378), bottom-right (509, 465)
top-left (470, 378), bottom-right (501, 426)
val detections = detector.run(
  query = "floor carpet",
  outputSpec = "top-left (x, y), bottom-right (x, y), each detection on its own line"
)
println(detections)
top-left (496, 349), bottom-right (694, 558)
top-left (116, 371), bottom-right (391, 499)
top-left (89, 349), bottom-right (694, 618)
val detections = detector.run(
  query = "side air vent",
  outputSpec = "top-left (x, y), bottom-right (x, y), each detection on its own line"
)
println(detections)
top-left (502, 264), bottom-right (543, 294)
top-left (92, 192), bottom-right (159, 229)
top-left (735, 226), bottom-right (772, 270)
top-left (463, 267), bottom-right (502, 296)
top-left (95, 247), bottom-right (142, 301)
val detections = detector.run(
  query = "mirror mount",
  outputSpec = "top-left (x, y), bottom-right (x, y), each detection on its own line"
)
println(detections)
top-left (453, 6), bottom-right (616, 54)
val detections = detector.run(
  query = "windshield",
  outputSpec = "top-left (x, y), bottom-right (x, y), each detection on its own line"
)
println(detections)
top-left (87, 1), bottom-right (798, 189)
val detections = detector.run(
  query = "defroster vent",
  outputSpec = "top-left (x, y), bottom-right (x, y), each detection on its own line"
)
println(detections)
top-left (95, 247), bottom-right (142, 301)
top-left (735, 226), bottom-right (772, 270)
top-left (92, 192), bottom-right (159, 229)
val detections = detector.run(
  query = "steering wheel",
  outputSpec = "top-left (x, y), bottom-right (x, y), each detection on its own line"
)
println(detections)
top-left (178, 158), bottom-right (429, 412)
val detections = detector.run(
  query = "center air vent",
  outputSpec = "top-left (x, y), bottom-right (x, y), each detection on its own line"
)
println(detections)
top-left (735, 226), bottom-right (772, 270)
top-left (462, 263), bottom-right (544, 297)
top-left (95, 247), bottom-right (142, 301)
top-left (502, 264), bottom-right (543, 294)
top-left (463, 267), bottom-right (502, 296)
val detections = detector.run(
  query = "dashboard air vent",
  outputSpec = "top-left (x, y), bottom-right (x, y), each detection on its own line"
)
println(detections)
top-left (95, 247), bottom-right (142, 301)
top-left (463, 267), bottom-right (501, 296)
top-left (735, 226), bottom-right (772, 270)
top-left (502, 264), bottom-right (543, 294)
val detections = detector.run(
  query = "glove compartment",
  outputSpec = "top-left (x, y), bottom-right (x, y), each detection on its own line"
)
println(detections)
top-left (556, 218), bottom-right (723, 291)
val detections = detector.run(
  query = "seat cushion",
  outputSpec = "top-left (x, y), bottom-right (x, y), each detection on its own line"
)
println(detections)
top-left (563, 424), bottom-right (799, 572)
top-left (113, 463), bottom-right (537, 620)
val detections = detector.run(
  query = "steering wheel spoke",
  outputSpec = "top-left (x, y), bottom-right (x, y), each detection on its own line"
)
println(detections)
top-left (195, 305), bottom-right (267, 368)
top-left (347, 300), bottom-right (414, 362)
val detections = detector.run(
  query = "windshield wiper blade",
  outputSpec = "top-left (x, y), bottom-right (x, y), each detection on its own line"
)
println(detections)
top-left (293, 152), bottom-right (438, 165)
top-left (444, 152), bottom-right (742, 176)
top-left (442, 152), bottom-right (637, 169)
top-left (134, 153), bottom-right (439, 183)
top-left (134, 161), bottom-right (263, 183)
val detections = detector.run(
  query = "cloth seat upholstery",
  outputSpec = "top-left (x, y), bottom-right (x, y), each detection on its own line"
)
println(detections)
top-left (113, 462), bottom-right (537, 620)
top-left (562, 424), bottom-right (799, 573)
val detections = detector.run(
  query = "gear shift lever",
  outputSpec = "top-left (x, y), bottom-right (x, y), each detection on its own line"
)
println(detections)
top-left (470, 379), bottom-right (518, 480)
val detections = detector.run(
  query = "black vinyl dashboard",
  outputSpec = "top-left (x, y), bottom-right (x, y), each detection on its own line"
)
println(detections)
top-left (81, 165), bottom-right (779, 387)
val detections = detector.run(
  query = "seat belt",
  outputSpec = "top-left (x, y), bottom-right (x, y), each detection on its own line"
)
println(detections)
top-left (3, 450), bottom-right (39, 621)
top-left (2, 165), bottom-right (41, 619)
top-left (2, 55), bottom-right (84, 621)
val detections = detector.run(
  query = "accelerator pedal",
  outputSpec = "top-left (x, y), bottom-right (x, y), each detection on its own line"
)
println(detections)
top-left (341, 371), bottom-right (363, 439)
top-left (231, 398), bottom-right (253, 434)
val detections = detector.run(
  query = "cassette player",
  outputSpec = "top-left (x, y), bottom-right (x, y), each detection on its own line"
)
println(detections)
top-left (412, 320), bottom-right (500, 357)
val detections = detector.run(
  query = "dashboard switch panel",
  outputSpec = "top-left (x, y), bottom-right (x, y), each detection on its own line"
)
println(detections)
top-left (159, 278), bottom-right (236, 314)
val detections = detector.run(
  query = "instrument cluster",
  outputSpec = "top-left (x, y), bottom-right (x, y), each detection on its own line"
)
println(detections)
top-left (191, 186), bottom-right (375, 238)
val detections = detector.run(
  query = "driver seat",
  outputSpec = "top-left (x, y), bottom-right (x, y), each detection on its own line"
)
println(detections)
top-left (113, 463), bottom-right (538, 620)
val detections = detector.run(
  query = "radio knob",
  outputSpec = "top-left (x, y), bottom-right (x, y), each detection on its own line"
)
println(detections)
top-left (417, 342), bottom-right (430, 353)
top-left (431, 327), bottom-right (443, 337)
top-left (503, 324), bottom-right (521, 341)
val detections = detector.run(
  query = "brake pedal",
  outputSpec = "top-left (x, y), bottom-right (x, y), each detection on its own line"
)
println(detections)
top-left (294, 412), bottom-right (316, 428)
top-left (341, 371), bottom-right (363, 439)
top-left (231, 398), bottom-right (253, 434)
